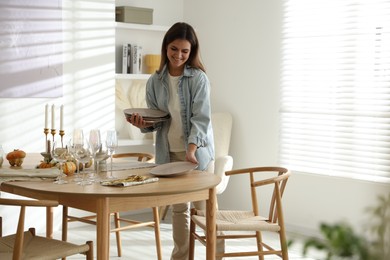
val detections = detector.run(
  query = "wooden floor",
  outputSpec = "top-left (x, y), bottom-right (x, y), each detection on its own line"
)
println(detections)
top-left (53, 210), bottom-right (320, 260)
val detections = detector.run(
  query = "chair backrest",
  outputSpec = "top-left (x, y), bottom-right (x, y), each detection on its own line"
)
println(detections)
top-left (225, 167), bottom-right (291, 223)
top-left (113, 152), bottom-right (154, 162)
top-left (211, 112), bottom-right (233, 194)
top-left (211, 112), bottom-right (233, 159)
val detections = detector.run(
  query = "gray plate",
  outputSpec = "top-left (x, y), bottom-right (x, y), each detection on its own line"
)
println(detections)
top-left (123, 108), bottom-right (170, 120)
top-left (149, 161), bottom-right (198, 176)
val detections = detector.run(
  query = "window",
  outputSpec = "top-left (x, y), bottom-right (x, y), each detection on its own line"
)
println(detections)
top-left (280, 0), bottom-right (390, 182)
top-left (0, 0), bottom-right (63, 98)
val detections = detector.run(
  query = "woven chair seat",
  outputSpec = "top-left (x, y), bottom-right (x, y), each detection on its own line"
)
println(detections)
top-left (192, 210), bottom-right (280, 232)
top-left (0, 230), bottom-right (90, 260)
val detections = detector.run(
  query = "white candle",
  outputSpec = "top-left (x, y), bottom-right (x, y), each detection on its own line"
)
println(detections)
top-left (51, 104), bottom-right (55, 129)
top-left (60, 105), bottom-right (64, 131)
top-left (45, 104), bottom-right (49, 129)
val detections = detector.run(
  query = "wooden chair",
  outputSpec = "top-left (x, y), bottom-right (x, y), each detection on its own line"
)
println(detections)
top-left (62, 152), bottom-right (162, 259)
top-left (189, 166), bottom-right (291, 260)
top-left (0, 198), bottom-right (93, 260)
top-left (112, 152), bottom-right (154, 162)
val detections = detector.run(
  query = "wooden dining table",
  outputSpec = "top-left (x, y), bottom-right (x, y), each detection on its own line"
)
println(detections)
top-left (0, 154), bottom-right (221, 260)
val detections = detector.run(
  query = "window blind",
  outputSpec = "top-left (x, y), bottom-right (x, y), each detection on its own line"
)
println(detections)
top-left (280, 0), bottom-right (390, 182)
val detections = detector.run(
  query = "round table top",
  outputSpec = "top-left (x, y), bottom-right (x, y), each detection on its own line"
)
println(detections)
top-left (1, 153), bottom-right (221, 198)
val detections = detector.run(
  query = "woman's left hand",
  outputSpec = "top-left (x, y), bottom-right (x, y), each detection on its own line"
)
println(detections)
top-left (186, 143), bottom-right (198, 164)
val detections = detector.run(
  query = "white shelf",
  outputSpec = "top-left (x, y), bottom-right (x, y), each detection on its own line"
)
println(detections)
top-left (115, 73), bottom-right (151, 80)
top-left (115, 22), bottom-right (169, 32)
top-left (115, 19), bottom-right (165, 142)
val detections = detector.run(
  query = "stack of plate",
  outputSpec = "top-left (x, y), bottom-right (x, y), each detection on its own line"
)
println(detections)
top-left (124, 108), bottom-right (170, 123)
top-left (149, 161), bottom-right (198, 176)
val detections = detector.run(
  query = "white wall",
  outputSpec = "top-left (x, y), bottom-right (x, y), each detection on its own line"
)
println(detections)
top-left (0, 0), bottom-right (117, 235)
top-left (184, 0), bottom-right (390, 236)
top-left (0, 0), bottom-right (183, 235)
top-left (0, 0), bottom-right (182, 154)
top-left (0, 0), bottom-right (116, 154)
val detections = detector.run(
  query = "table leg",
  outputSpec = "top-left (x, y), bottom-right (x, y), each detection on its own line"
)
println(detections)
top-left (206, 187), bottom-right (216, 260)
top-left (96, 198), bottom-right (110, 260)
top-left (62, 206), bottom-right (68, 241)
top-left (46, 206), bottom-right (53, 238)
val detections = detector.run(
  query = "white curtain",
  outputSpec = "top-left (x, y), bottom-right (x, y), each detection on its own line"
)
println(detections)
top-left (280, 0), bottom-right (390, 182)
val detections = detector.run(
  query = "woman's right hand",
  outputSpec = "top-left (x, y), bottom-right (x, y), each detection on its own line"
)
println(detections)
top-left (127, 113), bottom-right (153, 129)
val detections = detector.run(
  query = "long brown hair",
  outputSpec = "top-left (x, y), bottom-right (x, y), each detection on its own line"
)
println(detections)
top-left (157, 22), bottom-right (205, 73)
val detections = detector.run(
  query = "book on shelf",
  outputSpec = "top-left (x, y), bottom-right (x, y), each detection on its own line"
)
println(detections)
top-left (122, 43), bottom-right (131, 74)
top-left (122, 43), bottom-right (143, 74)
top-left (127, 43), bottom-right (133, 73)
top-left (131, 44), bottom-right (143, 74)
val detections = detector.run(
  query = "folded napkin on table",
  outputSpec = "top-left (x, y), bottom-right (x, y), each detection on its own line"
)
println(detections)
top-left (100, 175), bottom-right (159, 187)
top-left (0, 168), bottom-right (60, 177)
top-left (0, 168), bottom-right (60, 183)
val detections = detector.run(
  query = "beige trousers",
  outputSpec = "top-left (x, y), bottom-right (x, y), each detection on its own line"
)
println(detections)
top-left (169, 152), bottom-right (225, 260)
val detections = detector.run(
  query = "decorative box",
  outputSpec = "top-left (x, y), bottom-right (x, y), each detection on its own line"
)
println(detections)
top-left (115, 6), bottom-right (153, 25)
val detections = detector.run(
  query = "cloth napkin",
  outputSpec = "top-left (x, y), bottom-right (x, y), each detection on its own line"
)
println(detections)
top-left (0, 168), bottom-right (60, 184)
top-left (100, 174), bottom-right (159, 187)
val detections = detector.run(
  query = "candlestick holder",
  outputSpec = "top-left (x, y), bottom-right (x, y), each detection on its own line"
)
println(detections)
top-left (51, 129), bottom-right (56, 143)
top-left (59, 130), bottom-right (65, 147)
top-left (44, 128), bottom-right (49, 151)
top-left (44, 128), bottom-right (49, 139)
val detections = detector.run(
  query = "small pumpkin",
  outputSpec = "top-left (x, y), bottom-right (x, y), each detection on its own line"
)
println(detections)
top-left (77, 161), bottom-right (84, 172)
top-left (70, 159), bottom-right (83, 172)
top-left (6, 149), bottom-right (26, 167)
top-left (38, 162), bottom-right (53, 168)
top-left (62, 161), bottom-right (77, 176)
top-left (84, 159), bottom-right (93, 169)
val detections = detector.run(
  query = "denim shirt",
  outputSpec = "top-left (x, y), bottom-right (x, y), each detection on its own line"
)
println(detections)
top-left (142, 64), bottom-right (215, 171)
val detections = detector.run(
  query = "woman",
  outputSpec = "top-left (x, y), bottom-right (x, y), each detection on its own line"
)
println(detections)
top-left (128, 22), bottom-right (215, 260)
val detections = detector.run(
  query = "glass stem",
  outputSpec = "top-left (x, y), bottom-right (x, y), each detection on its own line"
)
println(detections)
top-left (110, 155), bottom-right (113, 177)
top-left (76, 159), bottom-right (80, 177)
top-left (96, 159), bottom-right (99, 179)
top-left (59, 163), bottom-right (63, 181)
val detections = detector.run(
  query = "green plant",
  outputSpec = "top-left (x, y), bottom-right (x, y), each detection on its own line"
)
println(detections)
top-left (365, 193), bottom-right (390, 260)
top-left (302, 192), bottom-right (390, 260)
top-left (302, 222), bottom-right (369, 260)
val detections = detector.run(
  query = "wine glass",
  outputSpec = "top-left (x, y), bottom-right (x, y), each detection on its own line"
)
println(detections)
top-left (89, 129), bottom-right (102, 182)
top-left (95, 142), bottom-right (109, 180)
top-left (51, 140), bottom-right (68, 184)
top-left (73, 128), bottom-right (84, 144)
top-left (68, 129), bottom-right (84, 183)
top-left (106, 130), bottom-right (118, 179)
top-left (74, 138), bottom-right (93, 186)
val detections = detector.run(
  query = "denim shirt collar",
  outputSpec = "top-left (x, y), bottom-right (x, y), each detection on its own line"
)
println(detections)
top-left (158, 64), bottom-right (194, 80)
